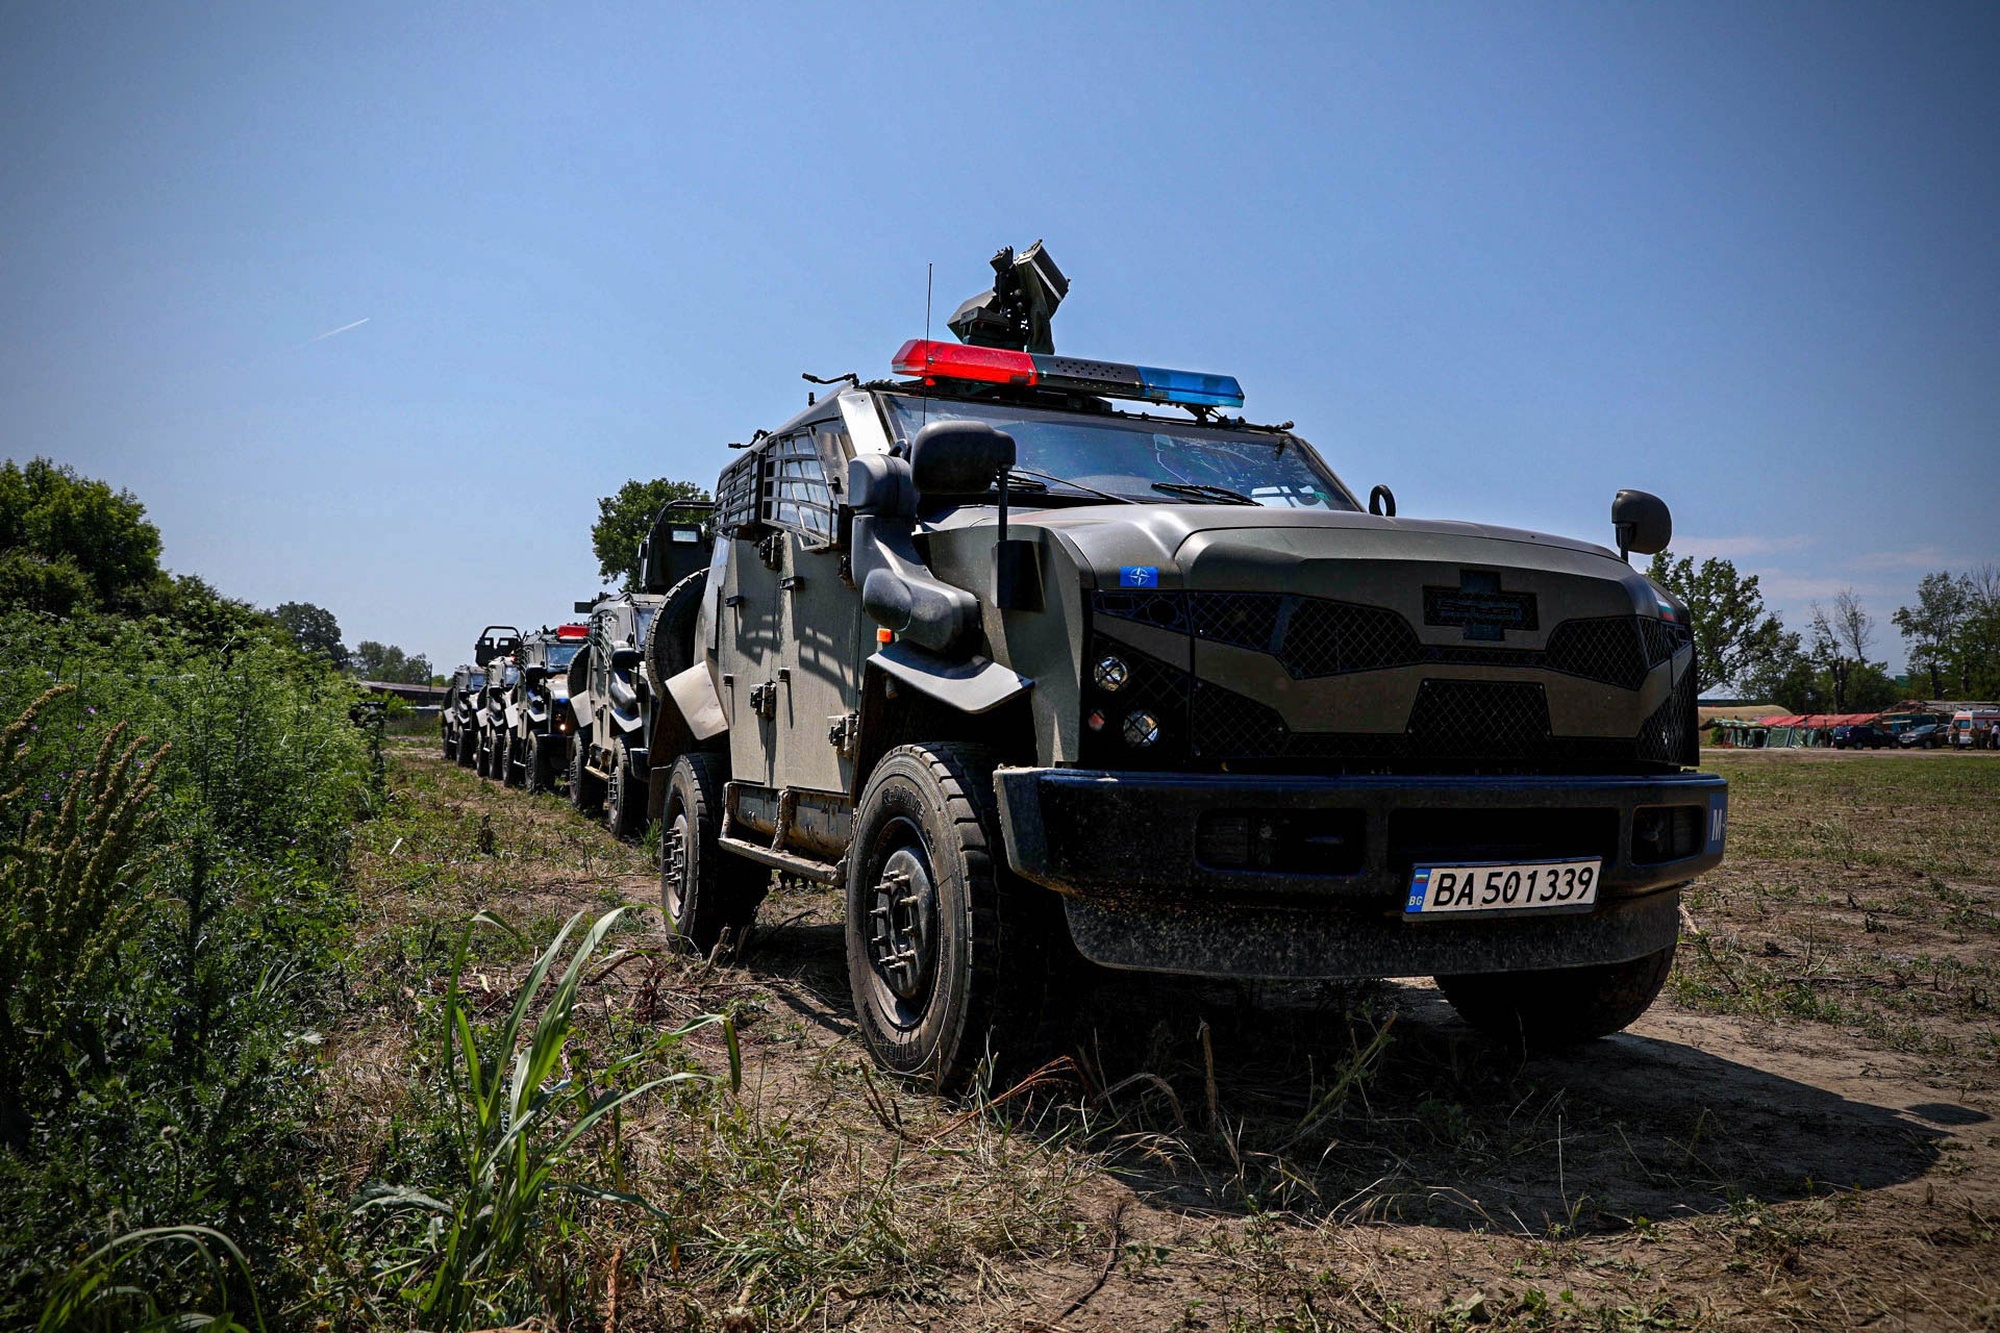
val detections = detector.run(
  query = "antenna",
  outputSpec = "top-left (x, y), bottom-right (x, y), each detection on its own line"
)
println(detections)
top-left (921, 261), bottom-right (933, 430)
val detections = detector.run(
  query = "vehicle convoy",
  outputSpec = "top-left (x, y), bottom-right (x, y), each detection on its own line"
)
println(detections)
top-left (498, 623), bottom-right (589, 792)
top-left (567, 514), bottom-right (714, 837)
top-left (623, 244), bottom-right (1728, 1087)
top-left (440, 626), bottom-right (519, 767)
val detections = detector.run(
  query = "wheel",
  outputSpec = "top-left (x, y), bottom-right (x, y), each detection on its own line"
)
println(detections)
top-left (568, 733), bottom-right (604, 814)
top-left (501, 726), bottom-right (524, 788)
top-left (659, 753), bottom-right (768, 955)
top-left (456, 726), bottom-right (478, 767)
top-left (844, 743), bottom-right (1070, 1092)
top-left (441, 726), bottom-right (454, 761)
top-left (1436, 941), bottom-right (1677, 1051)
top-left (604, 735), bottom-right (648, 839)
top-left (525, 731), bottom-right (553, 794)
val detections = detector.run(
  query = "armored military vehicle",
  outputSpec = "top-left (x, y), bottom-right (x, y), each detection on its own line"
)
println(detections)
top-left (440, 663), bottom-right (485, 766)
top-left (566, 511), bottom-right (713, 836)
top-left (474, 652), bottom-right (518, 780)
top-left (440, 625), bottom-right (518, 771)
top-left (640, 244), bottom-right (1727, 1089)
top-left (497, 622), bottom-right (589, 792)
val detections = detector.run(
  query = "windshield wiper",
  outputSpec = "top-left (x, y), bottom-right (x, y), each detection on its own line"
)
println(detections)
top-left (1006, 466), bottom-right (1135, 504)
top-left (1151, 481), bottom-right (1260, 506)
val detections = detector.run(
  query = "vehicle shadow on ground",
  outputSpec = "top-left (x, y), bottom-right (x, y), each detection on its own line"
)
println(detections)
top-left (730, 914), bottom-right (1944, 1235)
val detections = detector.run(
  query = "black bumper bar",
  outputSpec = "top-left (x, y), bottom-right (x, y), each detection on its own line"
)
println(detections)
top-left (993, 768), bottom-right (1725, 979)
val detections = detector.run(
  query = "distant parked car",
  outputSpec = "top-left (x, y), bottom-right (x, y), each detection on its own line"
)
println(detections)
top-left (1832, 723), bottom-right (1895, 750)
top-left (1898, 722), bottom-right (1946, 749)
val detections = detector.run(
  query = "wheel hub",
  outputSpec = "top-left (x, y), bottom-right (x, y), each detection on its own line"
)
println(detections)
top-left (663, 813), bottom-right (691, 920)
top-left (867, 846), bottom-right (936, 1003)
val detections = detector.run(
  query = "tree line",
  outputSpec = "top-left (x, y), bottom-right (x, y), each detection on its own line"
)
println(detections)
top-left (1, 456), bottom-right (433, 682)
top-left (1648, 551), bottom-right (2000, 712)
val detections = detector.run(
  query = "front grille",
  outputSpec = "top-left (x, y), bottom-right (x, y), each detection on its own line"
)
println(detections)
top-left (1112, 588), bottom-right (1688, 691)
top-left (1092, 588), bottom-right (1700, 770)
top-left (1187, 674), bottom-right (1689, 770)
top-left (1405, 680), bottom-right (1551, 757)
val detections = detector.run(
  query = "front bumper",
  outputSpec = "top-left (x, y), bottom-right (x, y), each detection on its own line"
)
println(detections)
top-left (993, 768), bottom-right (1725, 979)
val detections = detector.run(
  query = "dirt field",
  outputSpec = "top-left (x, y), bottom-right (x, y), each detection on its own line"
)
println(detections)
top-left (327, 744), bottom-right (2000, 1331)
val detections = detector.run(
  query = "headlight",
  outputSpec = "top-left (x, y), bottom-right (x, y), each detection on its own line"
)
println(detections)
top-left (1092, 655), bottom-right (1130, 692)
top-left (1122, 710), bottom-right (1161, 747)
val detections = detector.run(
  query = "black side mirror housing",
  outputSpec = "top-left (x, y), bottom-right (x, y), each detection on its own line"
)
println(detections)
top-left (910, 422), bottom-right (1016, 501)
top-left (1611, 489), bottom-right (1672, 560)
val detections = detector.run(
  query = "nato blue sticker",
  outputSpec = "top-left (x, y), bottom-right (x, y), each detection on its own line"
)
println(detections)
top-left (1119, 565), bottom-right (1159, 588)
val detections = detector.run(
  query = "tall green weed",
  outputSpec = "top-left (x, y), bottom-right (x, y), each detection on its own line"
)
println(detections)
top-left (0, 609), bottom-right (369, 1322)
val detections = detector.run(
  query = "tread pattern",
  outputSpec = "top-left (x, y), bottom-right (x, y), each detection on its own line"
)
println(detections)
top-left (849, 743), bottom-right (1072, 1091)
top-left (661, 752), bottom-right (767, 954)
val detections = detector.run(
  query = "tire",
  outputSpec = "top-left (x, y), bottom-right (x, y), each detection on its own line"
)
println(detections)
top-left (659, 753), bottom-right (768, 955)
top-left (525, 731), bottom-right (553, 795)
top-left (605, 735), bottom-right (648, 839)
top-left (1436, 941), bottom-right (1677, 1052)
top-left (568, 733), bottom-right (604, 815)
top-left (441, 726), bottom-right (454, 761)
top-left (844, 743), bottom-right (1070, 1092)
top-left (456, 725), bottom-right (478, 768)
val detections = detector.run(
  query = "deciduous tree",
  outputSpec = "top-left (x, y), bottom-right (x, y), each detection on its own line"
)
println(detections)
top-left (272, 601), bottom-right (348, 668)
top-left (592, 478), bottom-right (711, 591)
top-left (1645, 551), bottom-right (1791, 695)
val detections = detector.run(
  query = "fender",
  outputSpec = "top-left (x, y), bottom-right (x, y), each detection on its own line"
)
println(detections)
top-left (870, 639), bottom-right (1032, 714)
top-left (565, 646), bottom-right (594, 720)
top-left (664, 662), bottom-right (728, 740)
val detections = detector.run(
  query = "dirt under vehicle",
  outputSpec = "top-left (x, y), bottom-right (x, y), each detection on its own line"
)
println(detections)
top-left (568, 515), bottom-right (714, 837)
top-left (496, 623), bottom-right (589, 793)
top-left (637, 245), bottom-right (1728, 1088)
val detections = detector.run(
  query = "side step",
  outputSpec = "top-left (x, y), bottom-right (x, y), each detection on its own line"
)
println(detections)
top-left (716, 835), bottom-right (843, 885)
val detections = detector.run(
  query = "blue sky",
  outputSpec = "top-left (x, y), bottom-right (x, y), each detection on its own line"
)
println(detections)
top-left (3, 2), bottom-right (1995, 677)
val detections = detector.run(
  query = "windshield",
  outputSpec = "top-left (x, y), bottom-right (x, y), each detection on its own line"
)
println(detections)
top-left (633, 608), bottom-right (656, 644)
top-left (881, 395), bottom-right (1356, 509)
top-left (466, 673), bottom-right (486, 691)
top-left (544, 643), bottom-right (580, 668)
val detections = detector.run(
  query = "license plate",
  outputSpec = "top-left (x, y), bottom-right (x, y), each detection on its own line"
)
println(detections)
top-left (1404, 859), bottom-right (1601, 915)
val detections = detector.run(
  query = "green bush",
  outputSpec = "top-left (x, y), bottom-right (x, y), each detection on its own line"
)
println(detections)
top-left (0, 610), bottom-right (368, 1323)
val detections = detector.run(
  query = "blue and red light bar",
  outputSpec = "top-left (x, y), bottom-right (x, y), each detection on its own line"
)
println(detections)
top-left (891, 339), bottom-right (1244, 409)
top-left (556, 623), bottom-right (589, 640)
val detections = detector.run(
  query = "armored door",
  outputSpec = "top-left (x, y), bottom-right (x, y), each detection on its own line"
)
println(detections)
top-left (770, 425), bottom-right (861, 793)
top-left (719, 446), bottom-right (783, 787)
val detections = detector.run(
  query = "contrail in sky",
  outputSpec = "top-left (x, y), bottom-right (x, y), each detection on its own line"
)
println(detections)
top-left (306, 316), bottom-right (370, 343)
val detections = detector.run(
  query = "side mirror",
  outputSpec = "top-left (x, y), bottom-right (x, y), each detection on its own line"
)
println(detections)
top-left (1611, 489), bottom-right (1672, 560)
top-left (910, 421), bottom-right (1016, 501)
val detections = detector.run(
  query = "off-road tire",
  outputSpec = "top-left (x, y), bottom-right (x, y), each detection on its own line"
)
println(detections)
top-left (568, 734), bottom-right (604, 815)
top-left (1436, 941), bottom-right (1677, 1051)
top-left (845, 743), bottom-right (1070, 1093)
top-left (604, 735), bottom-right (648, 840)
top-left (659, 753), bottom-right (768, 955)
top-left (455, 727), bottom-right (478, 768)
top-left (525, 731), bottom-right (553, 795)
top-left (441, 727), bottom-right (454, 761)
top-left (500, 728), bottom-right (523, 788)
top-left (646, 570), bottom-right (707, 690)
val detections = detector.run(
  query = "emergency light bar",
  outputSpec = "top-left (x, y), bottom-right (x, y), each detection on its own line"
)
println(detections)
top-left (891, 339), bottom-right (1244, 409)
top-left (556, 623), bottom-right (588, 640)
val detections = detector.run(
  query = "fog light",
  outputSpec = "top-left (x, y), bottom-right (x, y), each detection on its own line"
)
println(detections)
top-left (1122, 710), bottom-right (1161, 747)
top-left (1093, 655), bottom-right (1130, 692)
top-left (1086, 709), bottom-right (1106, 732)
